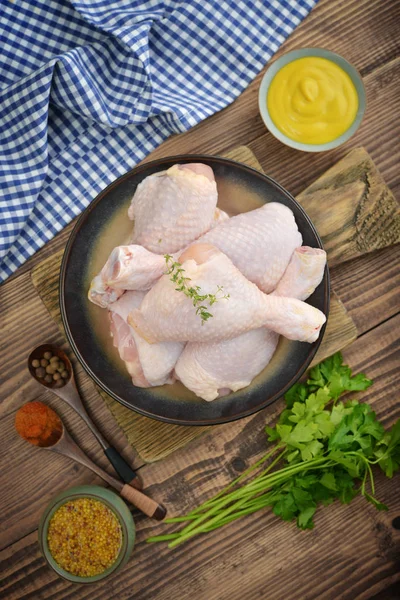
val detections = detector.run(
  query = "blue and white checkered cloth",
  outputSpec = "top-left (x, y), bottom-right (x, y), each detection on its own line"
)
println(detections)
top-left (0, 0), bottom-right (317, 282)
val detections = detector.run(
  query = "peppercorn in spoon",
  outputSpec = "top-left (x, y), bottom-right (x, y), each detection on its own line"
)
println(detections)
top-left (15, 401), bottom-right (166, 520)
top-left (28, 344), bottom-right (141, 489)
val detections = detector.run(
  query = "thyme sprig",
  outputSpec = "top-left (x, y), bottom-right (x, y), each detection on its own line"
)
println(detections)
top-left (164, 254), bottom-right (229, 325)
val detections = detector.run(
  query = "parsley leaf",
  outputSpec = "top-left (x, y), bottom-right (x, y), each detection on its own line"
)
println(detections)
top-left (320, 472), bottom-right (338, 491)
top-left (375, 418), bottom-right (400, 478)
top-left (284, 382), bottom-right (309, 408)
top-left (272, 493), bottom-right (297, 521)
top-left (307, 352), bottom-right (372, 400)
top-left (328, 403), bottom-right (384, 456)
top-left (297, 506), bottom-right (317, 529)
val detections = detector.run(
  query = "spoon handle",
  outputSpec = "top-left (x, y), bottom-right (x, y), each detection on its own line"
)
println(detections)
top-left (51, 430), bottom-right (166, 520)
top-left (56, 382), bottom-right (141, 488)
top-left (78, 404), bottom-right (142, 488)
top-left (52, 429), bottom-right (121, 488)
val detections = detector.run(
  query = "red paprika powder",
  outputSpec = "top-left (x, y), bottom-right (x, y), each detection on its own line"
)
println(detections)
top-left (15, 401), bottom-right (62, 447)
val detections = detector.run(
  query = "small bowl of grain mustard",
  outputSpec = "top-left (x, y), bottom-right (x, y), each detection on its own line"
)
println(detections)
top-left (39, 485), bottom-right (135, 583)
top-left (258, 48), bottom-right (366, 152)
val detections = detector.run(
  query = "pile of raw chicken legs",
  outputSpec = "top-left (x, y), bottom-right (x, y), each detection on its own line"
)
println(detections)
top-left (89, 163), bottom-right (327, 401)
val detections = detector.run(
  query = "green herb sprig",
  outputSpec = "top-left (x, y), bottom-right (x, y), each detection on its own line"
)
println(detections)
top-left (164, 254), bottom-right (229, 325)
top-left (147, 352), bottom-right (399, 547)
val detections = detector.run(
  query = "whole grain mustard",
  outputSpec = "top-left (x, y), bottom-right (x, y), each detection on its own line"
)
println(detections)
top-left (47, 497), bottom-right (122, 577)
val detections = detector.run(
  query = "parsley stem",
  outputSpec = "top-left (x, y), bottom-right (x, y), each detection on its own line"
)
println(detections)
top-left (164, 458), bottom-right (336, 548)
top-left (202, 492), bottom-right (278, 531)
top-left (163, 516), bottom-right (197, 523)
top-left (208, 458), bottom-right (330, 515)
top-left (366, 462), bottom-right (375, 495)
top-left (344, 451), bottom-right (376, 492)
top-left (166, 454), bottom-right (293, 537)
top-left (168, 496), bottom-right (252, 548)
top-left (361, 469), bottom-right (368, 496)
top-left (368, 454), bottom-right (389, 465)
top-left (187, 444), bottom-right (284, 517)
top-left (242, 457), bottom-right (332, 491)
top-left (146, 533), bottom-right (181, 542)
top-left (259, 447), bottom-right (288, 477)
top-left (233, 462), bottom-right (335, 505)
top-left (171, 493), bottom-right (245, 535)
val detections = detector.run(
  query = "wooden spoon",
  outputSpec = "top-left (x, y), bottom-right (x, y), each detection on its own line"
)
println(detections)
top-left (28, 344), bottom-right (141, 489)
top-left (16, 401), bottom-right (166, 520)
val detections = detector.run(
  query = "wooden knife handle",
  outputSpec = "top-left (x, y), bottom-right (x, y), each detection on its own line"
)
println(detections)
top-left (120, 484), bottom-right (167, 520)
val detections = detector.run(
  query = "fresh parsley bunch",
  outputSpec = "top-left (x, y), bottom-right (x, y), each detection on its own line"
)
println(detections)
top-left (148, 353), bottom-right (400, 547)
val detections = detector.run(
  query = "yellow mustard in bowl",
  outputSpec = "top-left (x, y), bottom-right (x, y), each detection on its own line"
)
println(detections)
top-left (267, 56), bottom-right (359, 145)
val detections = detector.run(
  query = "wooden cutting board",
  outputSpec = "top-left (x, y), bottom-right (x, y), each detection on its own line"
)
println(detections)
top-left (31, 146), bottom-right (400, 462)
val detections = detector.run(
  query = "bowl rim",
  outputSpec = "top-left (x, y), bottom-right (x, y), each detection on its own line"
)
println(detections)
top-left (38, 486), bottom-right (135, 584)
top-left (258, 47), bottom-right (366, 152)
top-left (60, 153), bottom-right (330, 426)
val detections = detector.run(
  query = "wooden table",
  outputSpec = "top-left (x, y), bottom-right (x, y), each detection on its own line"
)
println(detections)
top-left (1, 0), bottom-right (399, 598)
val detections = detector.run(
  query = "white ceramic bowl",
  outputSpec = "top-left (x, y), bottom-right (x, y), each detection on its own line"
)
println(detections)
top-left (258, 48), bottom-right (366, 152)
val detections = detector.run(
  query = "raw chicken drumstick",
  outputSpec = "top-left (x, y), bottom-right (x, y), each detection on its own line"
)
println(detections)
top-left (198, 202), bottom-right (303, 293)
top-left (102, 246), bottom-right (172, 291)
top-left (109, 291), bottom-right (184, 387)
top-left (128, 244), bottom-right (326, 344)
top-left (175, 247), bottom-right (327, 401)
top-left (128, 163), bottom-right (218, 253)
top-left (88, 245), bottom-right (176, 307)
top-left (88, 273), bottom-right (124, 309)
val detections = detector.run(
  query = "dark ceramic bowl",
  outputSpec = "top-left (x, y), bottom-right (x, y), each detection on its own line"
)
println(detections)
top-left (60, 155), bottom-right (329, 425)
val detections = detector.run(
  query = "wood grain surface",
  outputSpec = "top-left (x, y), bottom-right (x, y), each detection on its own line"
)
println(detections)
top-left (31, 145), bottom-right (361, 462)
top-left (1, 0), bottom-right (400, 598)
